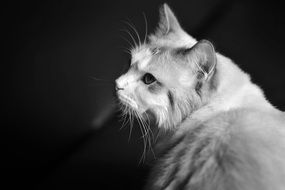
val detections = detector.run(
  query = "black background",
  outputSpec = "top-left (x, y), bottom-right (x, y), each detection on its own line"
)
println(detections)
top-left (2, 0), bottom-right (285, 189)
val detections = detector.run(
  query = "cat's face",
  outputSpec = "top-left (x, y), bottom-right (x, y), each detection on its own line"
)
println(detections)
top-left (116, 45), bottom-right (193, 126)
top-left (116, 4), bottom-right (217, 129)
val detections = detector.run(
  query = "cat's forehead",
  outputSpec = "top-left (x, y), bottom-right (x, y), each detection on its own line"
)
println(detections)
top-left (131, 46), bottom-right (152, 70)
top-left (132, 47), bottom-right (176, 75)
top-left (130, 36), bottom-right (195, 70)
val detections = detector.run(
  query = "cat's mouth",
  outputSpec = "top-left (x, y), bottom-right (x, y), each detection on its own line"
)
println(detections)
top-left (118, 93), bottom-right (138, 110)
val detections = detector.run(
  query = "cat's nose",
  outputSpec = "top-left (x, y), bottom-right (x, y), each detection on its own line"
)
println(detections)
top-left (115, 79), bottom-right (124, 91)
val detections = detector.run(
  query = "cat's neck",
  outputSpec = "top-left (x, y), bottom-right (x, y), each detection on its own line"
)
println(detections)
top-left (180, 53), bottom-right (276, 130)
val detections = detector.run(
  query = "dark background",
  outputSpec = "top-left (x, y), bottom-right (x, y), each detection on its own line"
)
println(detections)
top-left (2, 0), bottom-right (285, 189)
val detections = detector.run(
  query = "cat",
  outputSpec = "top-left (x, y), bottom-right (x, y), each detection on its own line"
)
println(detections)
top-left (115, 3), bottom-right (285, 190)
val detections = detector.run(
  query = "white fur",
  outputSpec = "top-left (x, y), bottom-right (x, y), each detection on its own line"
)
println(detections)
top-left (132, 47), bottom-right (152, 70)
top-left (116, 4), bottom-right (285, 189)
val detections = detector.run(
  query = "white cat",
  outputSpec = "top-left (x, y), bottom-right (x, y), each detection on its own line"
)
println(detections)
top-left (116, 3), bottom-right (285, 190)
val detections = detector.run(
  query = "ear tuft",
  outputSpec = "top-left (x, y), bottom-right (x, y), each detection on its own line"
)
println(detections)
top-left (190, 40), bottom-right (217, 80)
top-left (156, 3), bottom-right (182, 36)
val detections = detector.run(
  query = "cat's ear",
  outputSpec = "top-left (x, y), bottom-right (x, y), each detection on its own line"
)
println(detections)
top-left (188, 40), bottom-right (217, 80)
top-left (156, 3), bottom-right (182, 35)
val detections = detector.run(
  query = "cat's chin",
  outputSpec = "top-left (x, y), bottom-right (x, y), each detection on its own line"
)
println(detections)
top-left (118, 97), bottom-right (148, 115)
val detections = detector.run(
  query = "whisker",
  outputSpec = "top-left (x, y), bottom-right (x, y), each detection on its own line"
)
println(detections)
top-left (123, 20), bottom-right (142, 48)
top-left (116, 45), bottom-right (132, 54)
top-left (122, 49), bottom-right (131, 55)
top-left (119, 35), bottom-right (134, 50)
top-left (144, 113), bottom-right (154, 140)
top-left (135, 112), bottom-right (147, 163)
top-left (140, 114), bottom-right (156, 159)
top-left (142, 12), bottom-right (148, 44)
top-left (128, 112), bottom-right (133, 141)
top-left (116, 94), bottom-right (156, 162)
top-left (120, 29), bottom-right (138, 48)
top-left (136, 111), bottom-right (156, 162)
top-left (139, 116), bottom-right (150, 156)
top-left (128, 109), bottom-right (135, 142)
top-left (89, 76), bottom-right (114, 84)
top-left (119, 112), bottom-right (129, 130)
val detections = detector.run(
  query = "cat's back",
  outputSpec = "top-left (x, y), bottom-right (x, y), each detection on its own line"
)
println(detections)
top-left (206, 109), bottom-right (285, 190)
top-left (147, 109), bottom-right (285, 190)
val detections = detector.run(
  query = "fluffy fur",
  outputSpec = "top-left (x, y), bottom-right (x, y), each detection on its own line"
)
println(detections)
top-left (116, 3), bottom-right (285, 190)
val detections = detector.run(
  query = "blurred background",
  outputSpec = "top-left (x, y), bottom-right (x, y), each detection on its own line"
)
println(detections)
top-left (2, 0), bottom-right (285, 189)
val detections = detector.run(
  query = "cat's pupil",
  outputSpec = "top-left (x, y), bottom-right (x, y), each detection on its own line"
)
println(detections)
top-left (142, 73), bottom-right (156, 85)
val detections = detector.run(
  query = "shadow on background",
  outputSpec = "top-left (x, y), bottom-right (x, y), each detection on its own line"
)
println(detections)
top-left (2, 0), bottom-right (285, 189)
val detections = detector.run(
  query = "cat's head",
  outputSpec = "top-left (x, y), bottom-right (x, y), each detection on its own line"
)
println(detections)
top-left (116, 4), bottom-right (217, 129)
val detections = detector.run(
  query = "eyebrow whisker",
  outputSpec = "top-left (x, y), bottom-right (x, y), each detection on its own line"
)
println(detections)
top-left (123, 19), bottom-right (142, 48)
top-left (142, 12), bottom-right (148, 44)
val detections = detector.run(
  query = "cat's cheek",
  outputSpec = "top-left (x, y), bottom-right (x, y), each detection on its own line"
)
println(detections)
top-left (147, 94), bottom-right (169, 109)
top-left (134, 87), bottom-right (150, 110)
top-left (135, 86), bottom-right (168, 114)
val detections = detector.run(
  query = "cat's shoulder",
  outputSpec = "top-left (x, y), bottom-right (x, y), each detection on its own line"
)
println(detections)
top-left (198, 108), bottom-right (285, 147)
top-left (150, 109), bottom-right (285, 190)
top-left (205, 108), bottom-right (285, 134)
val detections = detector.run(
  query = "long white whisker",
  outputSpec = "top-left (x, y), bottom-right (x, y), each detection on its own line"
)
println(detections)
top-left (137, 112), bottom-right (156, 162)
top-left (119, 111), bottom-right (129, 130)
top-left (144, 113), bottom-right (154, 141)
top-left (89, 76), bottom-right (114, 84)
top-left (142, 12), bottom-right (148, 44)
top-left (117, 46), bottom-right (131, 55)
top-left (128, 109), bottom-right (134, 141)
top-left (120, 29), bottom-right (138, 48)
top-left (120, 35), bottom-right (134, 50)
top-left (122, 49), bottom-right (131, 55)
top-left (128, 115), bottom-right (133, 141)
top-left (123, 20), bottom-right (141, 48)
top-left (140, 114), bottom-right (156, 159)
top-left (116, 95), bottom-right (155, 162)
top-left (135, 112), bottom-right (148, 163)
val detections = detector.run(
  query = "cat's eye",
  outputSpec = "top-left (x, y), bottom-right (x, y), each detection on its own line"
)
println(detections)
top-left (142, 73), bottom-right (156, 85)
